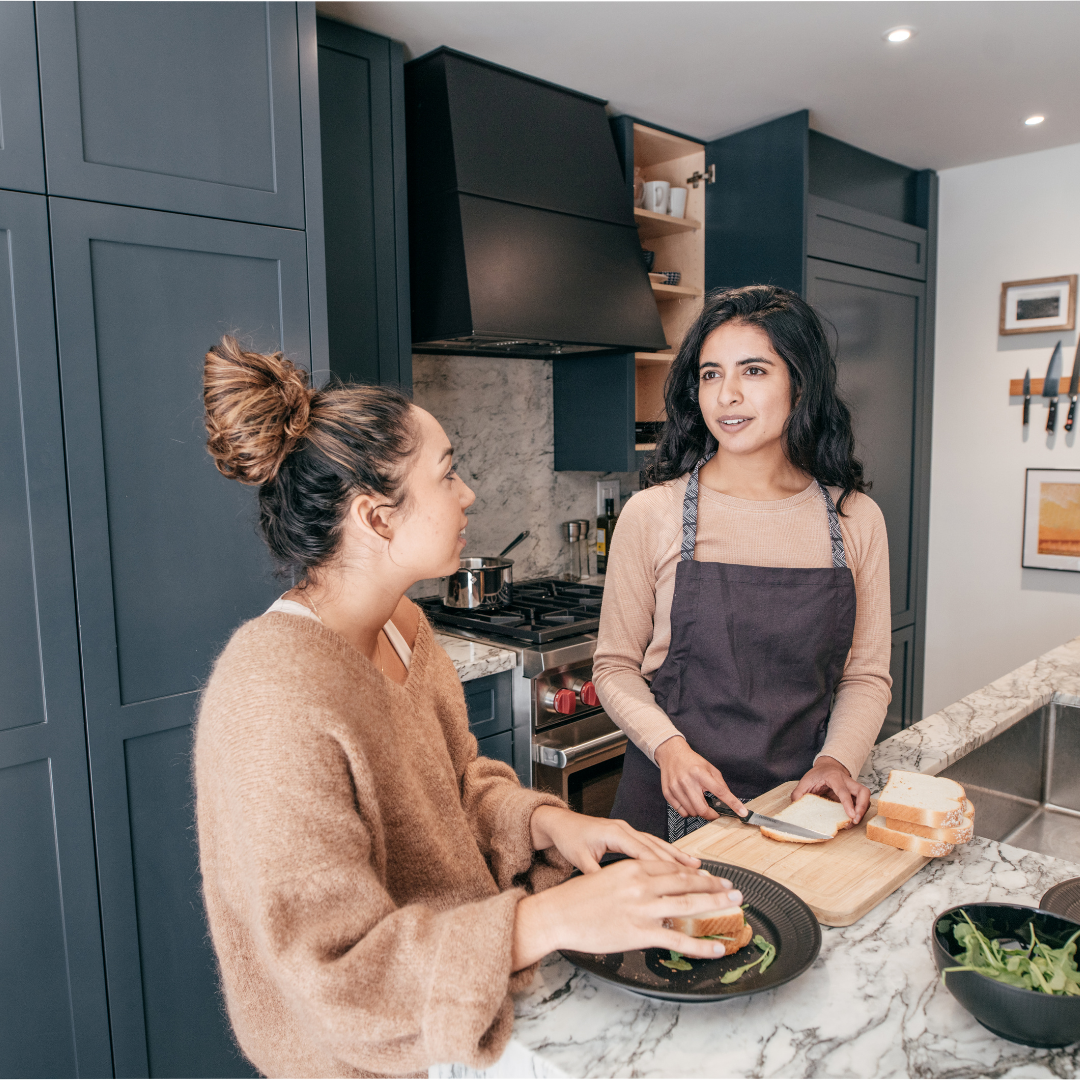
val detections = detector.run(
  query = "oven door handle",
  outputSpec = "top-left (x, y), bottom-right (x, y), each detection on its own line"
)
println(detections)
top-left (534, 729), bottom-right (627, 769)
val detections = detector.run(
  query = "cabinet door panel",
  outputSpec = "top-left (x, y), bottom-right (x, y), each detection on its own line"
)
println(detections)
top-left (0, 190), bottom-right (111, 1078)
top-left (807, 260), bottom-right (924, 627)
top-left (0, 3), bottom-right (45, 193)
top-left (317, 18), bottom-right (410, 386)
top-left (52, 197), bottom-right (308, 1077)
top-left (37, 2), bottom-right (305, 227)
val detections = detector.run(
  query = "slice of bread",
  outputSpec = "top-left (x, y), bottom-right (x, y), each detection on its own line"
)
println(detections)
top-left (885, 798), bottom-right (974, 844)
top-left (866, 815), bottom-right (954, 857)
top-left (663, 906), bottom-right (749, 951)
top-left (877, 770), bottom-right (968, 829)
top-left (758, 792), bottom-right (854, 844)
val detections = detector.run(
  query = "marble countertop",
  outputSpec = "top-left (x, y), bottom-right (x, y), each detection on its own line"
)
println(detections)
top-left (432, 635), bottom-right (1080, 1078)
top-left (434, 632), bottom-right (516, 682)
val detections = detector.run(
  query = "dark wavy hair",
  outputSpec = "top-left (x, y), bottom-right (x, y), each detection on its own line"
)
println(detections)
top-left (647, 285), bottom-right (866, 512)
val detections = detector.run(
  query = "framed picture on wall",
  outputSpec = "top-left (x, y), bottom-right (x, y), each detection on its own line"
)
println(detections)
top-left (1001, 275), bottom-right (1077, 335)
top-left (1023, 469), bottom-right (1080, 571)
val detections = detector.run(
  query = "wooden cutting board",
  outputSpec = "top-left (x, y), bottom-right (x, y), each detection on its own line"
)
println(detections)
top-left (674, 781), bottom-right (930, 926)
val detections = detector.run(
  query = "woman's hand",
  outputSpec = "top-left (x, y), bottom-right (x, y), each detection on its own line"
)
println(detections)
top-left (790, 756), bottom-right (870, 823)
top-left (530, 805), bottom-right (699, 873)
top-left (512, 859), bottom-right (744, 970)
top-left (653, 736), bottom-right (747, 820)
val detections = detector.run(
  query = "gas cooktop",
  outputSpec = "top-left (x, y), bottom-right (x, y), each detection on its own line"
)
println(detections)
top-left (418, 578), bottom-right (603, 644)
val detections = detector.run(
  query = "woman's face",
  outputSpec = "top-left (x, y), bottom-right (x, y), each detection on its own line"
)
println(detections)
top-left (697, 321), bottom-right (793, 458)
top-left (390, 407), bottom-right (475, 578)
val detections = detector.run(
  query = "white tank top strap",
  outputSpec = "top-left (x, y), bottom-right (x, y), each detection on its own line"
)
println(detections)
top-left (381, 618), bottom-right (413, 670)
top-left (264, 595), bottom-right (412, 671)
top-left (265, 596), bottom-right (321, 623)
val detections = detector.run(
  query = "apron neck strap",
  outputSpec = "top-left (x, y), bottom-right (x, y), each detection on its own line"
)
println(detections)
top-left (680, 458), bottom-right (848, 568)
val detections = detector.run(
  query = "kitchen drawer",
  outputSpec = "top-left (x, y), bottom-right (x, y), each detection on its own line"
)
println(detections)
top-left (463, 670), bottom-right (512, 740)
top-left (477, 730), bottom-right (513, 768)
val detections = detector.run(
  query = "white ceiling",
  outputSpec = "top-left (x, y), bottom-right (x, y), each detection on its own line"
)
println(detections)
top-left (316, 0), bottom-right (1080, 171)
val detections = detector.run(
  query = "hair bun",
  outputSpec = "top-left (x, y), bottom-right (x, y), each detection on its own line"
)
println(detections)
top-left (203, 335), bottom-right (312, 485)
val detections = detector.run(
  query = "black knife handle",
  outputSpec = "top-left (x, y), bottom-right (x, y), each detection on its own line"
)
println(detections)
top-left (1068, 398), bottom-right (1077, 432)
top-left (1049, 397), bottom-right (1059, 433)
top-left (704, 790), bottom-right (751, 823)
top-left (1024, 396), bottom-right (1031, 426)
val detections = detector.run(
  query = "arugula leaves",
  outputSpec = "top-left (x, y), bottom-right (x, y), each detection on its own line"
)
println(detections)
top-left (658, 934), bottom-right (777, 982)
top-left (939, 910), bottom-right (1080, 995)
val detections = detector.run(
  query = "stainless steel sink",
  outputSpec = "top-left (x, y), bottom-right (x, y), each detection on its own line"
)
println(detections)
top-left (939, 692), bottom-right (1080, 863)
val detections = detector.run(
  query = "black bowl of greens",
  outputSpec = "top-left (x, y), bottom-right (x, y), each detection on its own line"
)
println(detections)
top-left (933, 903), bottom-right (1080, 1047)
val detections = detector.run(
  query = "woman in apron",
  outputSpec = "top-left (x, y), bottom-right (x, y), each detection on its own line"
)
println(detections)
top-left (598, 285), bottom-right (892, 842)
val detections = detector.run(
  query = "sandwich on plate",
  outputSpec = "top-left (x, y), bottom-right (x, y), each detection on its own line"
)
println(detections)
top-left (663, 903), bottom-right (753, 953)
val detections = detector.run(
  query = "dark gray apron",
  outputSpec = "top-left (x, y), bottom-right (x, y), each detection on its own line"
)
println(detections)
top-left (609, 455), bottom-right (857, 842)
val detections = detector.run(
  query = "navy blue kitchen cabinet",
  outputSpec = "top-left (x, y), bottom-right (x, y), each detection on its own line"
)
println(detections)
top-left (51, 197), bottom-right (310, 1078)
top-left (317, 17), bottom-right (411, 388)
top-left (0, 189), bottom-right (113, 1080)
top-left (464, 672), bottom-right (515, 768)
top-left (36, 1), bottom-right (306, 227)
top-left (0, 4), bottom-right (45, 193)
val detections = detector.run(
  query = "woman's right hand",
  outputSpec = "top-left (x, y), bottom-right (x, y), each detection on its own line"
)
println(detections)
top-left (653, 735), bottom-right (747, 820)
top-left (512, 859), bottom-right (744, 970)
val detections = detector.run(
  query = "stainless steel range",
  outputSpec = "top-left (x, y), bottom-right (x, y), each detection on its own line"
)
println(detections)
top-left (417, 579), bottom-right (627, 816)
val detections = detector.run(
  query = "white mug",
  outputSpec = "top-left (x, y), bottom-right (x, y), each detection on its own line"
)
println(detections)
top-left (642, 180), bottom-right (670, 215)
top-left (668, 187), bottom-right (687, 218)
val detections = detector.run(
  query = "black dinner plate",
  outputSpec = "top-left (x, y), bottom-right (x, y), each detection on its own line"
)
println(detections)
top-left (561, 861), bottom-right (821, 1003)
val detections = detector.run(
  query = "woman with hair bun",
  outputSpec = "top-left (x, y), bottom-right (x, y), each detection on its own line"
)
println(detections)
top-left (194, 337), bottom-right (742, 1079)
top-left (597, 286), bottom-right (892, 841)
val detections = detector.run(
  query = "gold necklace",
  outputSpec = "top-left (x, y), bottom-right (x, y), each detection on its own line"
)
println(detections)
top-left (300, 588), bottom-right (385, 674)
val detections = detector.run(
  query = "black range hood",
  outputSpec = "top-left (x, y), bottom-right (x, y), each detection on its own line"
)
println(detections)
top-left (404, 48), bottom-right (667, 359)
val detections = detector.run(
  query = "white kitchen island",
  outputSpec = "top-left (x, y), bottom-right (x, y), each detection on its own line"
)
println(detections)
top-left (433, 635), bottom-right (1080, 1079)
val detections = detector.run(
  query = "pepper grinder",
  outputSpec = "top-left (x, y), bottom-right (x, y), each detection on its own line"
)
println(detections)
top-left (576, 519), bottom-right (592, 577)
top-left (561, 521), bottom-right (584, 581)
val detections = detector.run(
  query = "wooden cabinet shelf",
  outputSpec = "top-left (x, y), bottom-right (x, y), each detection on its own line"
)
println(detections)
top-left (652, 281), bottom-right (702, 300)
top-left (634, 207), bottom-right (700, 240)
top-left (635, 350), bottom-right (676, 364)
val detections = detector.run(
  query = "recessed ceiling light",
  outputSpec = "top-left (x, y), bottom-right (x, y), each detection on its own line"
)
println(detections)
top-left (884, 26), bottom-right (915, 43)
top-left (1025, 115), bottom-right (1046, 126)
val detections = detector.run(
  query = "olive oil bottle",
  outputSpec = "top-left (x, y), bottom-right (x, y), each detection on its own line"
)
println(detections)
top-left (596, 497), bottom-right (617, 573)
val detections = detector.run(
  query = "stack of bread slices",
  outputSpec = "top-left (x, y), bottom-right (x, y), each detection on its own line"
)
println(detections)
top-left (866, 770), bottom-right (973, 857)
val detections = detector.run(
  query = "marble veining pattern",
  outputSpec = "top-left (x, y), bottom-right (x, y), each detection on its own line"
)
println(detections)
top-left (429, 634), bottom-right (1080, 1079)
top-left (860, 636), bottom-right (1080, 791)
top-left (434, 632), bottom-right (516, 682)
top-left (434, 838), bottom-right (1080, 1079)
top-left (409, 353), bottom-right (639, 598)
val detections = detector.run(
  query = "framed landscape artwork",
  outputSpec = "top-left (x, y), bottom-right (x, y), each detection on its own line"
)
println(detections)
top-left (1001, 275), bottom-right (1077, 335)
top-left (1023, 469), bottom-right (1080, 571)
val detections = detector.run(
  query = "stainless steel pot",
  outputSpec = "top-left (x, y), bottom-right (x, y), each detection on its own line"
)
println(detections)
top-left (441, 557), bottom-right (514, 609)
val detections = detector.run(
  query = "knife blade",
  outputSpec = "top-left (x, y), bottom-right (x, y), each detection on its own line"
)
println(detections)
top-left (1066, 343), bottom-right (1080, 432)
top-left (1045, 341), bottom-right (1063, 433)
top-left (703, 791), bottom-right (833, 841)
top-left (1023, 368), bottom-right (1031, 427)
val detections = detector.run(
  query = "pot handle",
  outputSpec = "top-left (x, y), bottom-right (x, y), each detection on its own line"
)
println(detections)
top-left (498, 530), bottom-right (530, 558)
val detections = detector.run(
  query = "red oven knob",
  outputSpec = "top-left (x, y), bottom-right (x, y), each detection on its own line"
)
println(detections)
top-left (580, 681), bottom-right (599, 707)
top-left (551, 688), bottom-right (577, 715)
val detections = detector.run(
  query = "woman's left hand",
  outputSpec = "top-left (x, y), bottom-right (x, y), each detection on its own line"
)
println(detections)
top-left (530, 805), bottom-right (700, 874)
top-left (790, 756), bottom-right (870, 824)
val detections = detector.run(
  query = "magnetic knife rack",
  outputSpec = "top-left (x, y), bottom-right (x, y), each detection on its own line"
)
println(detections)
top-left (1010, 379), bottom-right (1073, 396)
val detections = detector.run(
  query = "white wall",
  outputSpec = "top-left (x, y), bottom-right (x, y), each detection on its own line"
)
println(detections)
top-left (924, 140), bottom-right (1080, 716)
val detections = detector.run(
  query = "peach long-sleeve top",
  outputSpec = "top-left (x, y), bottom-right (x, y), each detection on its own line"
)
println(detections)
top-left (593, 475), bottom-right (892, 783)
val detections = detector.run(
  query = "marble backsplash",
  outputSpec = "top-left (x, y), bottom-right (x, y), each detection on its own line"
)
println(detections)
top-left (408, 353), bottom-right (639, 597)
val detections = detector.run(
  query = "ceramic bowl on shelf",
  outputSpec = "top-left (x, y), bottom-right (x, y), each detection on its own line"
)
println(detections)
top-left (649, 271), bottom-right (681, 286)
top-left (932, 903), bottom-right (1080, 1048)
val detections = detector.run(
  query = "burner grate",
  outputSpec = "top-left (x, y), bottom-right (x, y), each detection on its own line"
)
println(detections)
top-left (418, 578), bottom-right (603, 644)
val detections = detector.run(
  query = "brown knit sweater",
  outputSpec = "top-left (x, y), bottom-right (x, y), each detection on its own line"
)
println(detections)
top-left (194, 611), bottom-right (570, 1078)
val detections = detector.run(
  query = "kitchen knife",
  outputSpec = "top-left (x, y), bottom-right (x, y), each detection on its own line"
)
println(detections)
top-left (1066, 342), bottom-right (1080, 432)
top-left (703, 791), bottom-right (833, 841)
top-left (1023, 368), bottom-right (1031, 428)
top-left (1045, 341), bottom-right (1063, 433)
